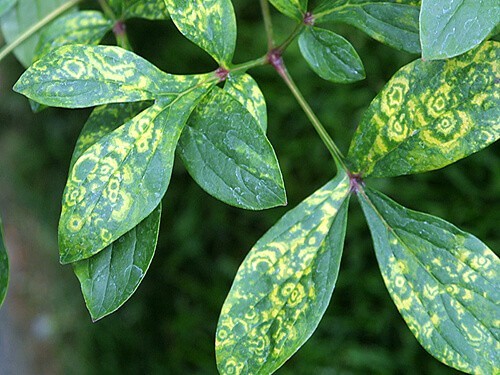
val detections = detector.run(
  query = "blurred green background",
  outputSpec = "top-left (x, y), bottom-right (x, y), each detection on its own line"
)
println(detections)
top-left (0, 1), bottom-right (498, 374)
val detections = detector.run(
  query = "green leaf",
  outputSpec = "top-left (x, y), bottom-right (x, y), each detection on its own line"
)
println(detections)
top-left (0, 217), bottom-right (8, 307)
top-left (216, 171), bottom-right (350, 375)
top-left (0, 0), bottom-right (15, 18)
top-left (224, 73), bottom-right (267, 132)
top-left (14, 45), bottom-right (205, 108)
top-left (314, 1), bottom-right (421, 54)
top-left (269, 0), bottom-right (308, 21)
top-left (298, 26), bottom-right (365, 83)
top-left (58, 85), bottom-right (210, 264)
top-left (0, 0), bottom-right (75, 67)
top-left (33, 11), bottom-right (112, 61)
top-left (347, 41), bottom-right (499, 178)
top-left (358, 188), bottom-right (500, 374)
top-left (178, 87), bottom-right (286, 210)
top-left (420, 0), bottom-right (500, 60)
top-left (73, 203), bottom-right (161, 321)
top-left (109, 0), bottom-right (168, 20)
top-left (164, 0), bottom-right (236, 66)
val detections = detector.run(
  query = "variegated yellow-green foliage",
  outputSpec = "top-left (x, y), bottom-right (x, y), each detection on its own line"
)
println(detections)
top-left (33, 11), bottom-right (112, 61)
top-left (74, 204), bottom-right (161, 322)
top-left (164, 0), bottom-right (236, 66)
top-left (269, 0), bottom-right (308, 21)
top-left (420, 0), bottom-right (500, 60)
top-left (298, 26), bottom-right (365, 83)
top-left (216, 171), bottom-right (350, 375)
top-left (0, 0), bottom-right (16, 18)
top-left (313, 0), bottom-right (421, 53)
top-left (59, 85), bottom-right (210, 264)
top-left (0, 217), bottom-right (8, 307)
top-left (0, 0), bottom-right (74, 67)
top-left (358, 188), bottom-right (500, 374)
top-left (179, 87), bottom-right (285, 210)
top-left (14, 45), bottom-right (199, 108)
top-left (225, 73), bottom-right (267, 132)
top-left (109, 0), bottom-right (168, 20)
top-left (348, 41), bottom-right (500, 178)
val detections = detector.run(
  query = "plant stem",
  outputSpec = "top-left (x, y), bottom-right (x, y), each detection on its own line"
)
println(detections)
top-left (113, 21), bottom-right (132, 50)
top-left (230, 55), bottom-right (269, 74)
top-left (0, 0), bottom-right (82, 63)
top-left (274, 58), bottom-right (348, 171)
top-left (98, 0), bottom-right (117, 21)
top-left (275, 23), bottom-right (304, 53)
top-left (260, 0), bottom-right (274, 49)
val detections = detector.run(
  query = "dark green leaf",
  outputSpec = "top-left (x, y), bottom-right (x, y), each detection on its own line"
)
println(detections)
top-left (314, 1), bottom-right (421, 54)
top-left (0, 217), bottom-right (8, 307)
top-left (73, 204), bottom-right (161, 321)
top-left (298, 26), bottom-right (365, 83)
top-left (0, 0), bottom-right (75, 67)
top-left (58, 85), bottom-right (210, 264)
top-left (225, 73), bottom-right (267, 131)
top-left (217, 171), bottom-right (350, 374)
top-left (358, 188), bottom-right (500, 374)
top-left (33, 11), bottom-right (112, 61)
top-left (0, 0), bottom-right (16, 18)
top-left (269, 0), bottom-right (308, 21)
top-left (348, 41), bottom-right (499, 178)
top-left (179, 87), bottom-right (286, 210)
top-left (420, 0), bottom-right (500, 60)
top-left (109, 0), bottom-right (168, 20)
top-left (164, 0), bottom-right (236, 66)
top-left (14, 45), bottom-right (208, 108)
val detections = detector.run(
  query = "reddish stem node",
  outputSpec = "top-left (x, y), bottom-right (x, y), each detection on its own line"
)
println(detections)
top-left (348, 172), bottom-right (364, 193)
top-left (303, 12), bottom-right (315, 26)
top-left (113, 21), bottom-right (126, 36)
top-left (215, 67), bottom-right (229, 82)
top-left (267, 48), bottom-right (285, 76)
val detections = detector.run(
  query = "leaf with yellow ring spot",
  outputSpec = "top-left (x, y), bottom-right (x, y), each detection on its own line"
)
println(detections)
top-left (359, 187), bottom-right (500, 374)
top-left (216, 170), bottom-right (350, 375)
top-left (348, 41), bottom-right (500, 178)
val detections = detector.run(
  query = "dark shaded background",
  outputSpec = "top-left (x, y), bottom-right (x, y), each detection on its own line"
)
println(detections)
top-left (0, 1), bottom-right (498, 374)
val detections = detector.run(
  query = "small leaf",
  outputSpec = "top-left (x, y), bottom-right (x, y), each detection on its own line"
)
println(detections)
top-left (269, 0), bottom-right (308, 21)
top-left (14, 45), bottom-right (205, 108)
top-left (0, 0), bottom-right (75, 67)
top-left (358, 188), bottom-right (500, 374)
top-left (420, 0), bottom-right (500, 60)
top-left (298, 26), bottom-right (365, 83)
top-left (314, 1), bottom-right (421, 54)
top-left (347, 41), bottom-right (499, 178)
top-left (33, 11), bottom-right (112, 61)
top-left (0, 217), bottom-right (8, 307)
top-left (58, 85), bottom-right (210, 264)
top-left (73, 203), bottom-right (161, 321)
top-left (164, 0), bottom-right (236, 66)
top-left (224, 73), bottom-right (267, 132)
top-left (216, 171), bottom-right (350, 375)
top-left (0, 0), bottom-right (16, 18)
top-left (178, 87), bottom-right (286, 210)
top-left (109, 0), bottom-right (168, 20)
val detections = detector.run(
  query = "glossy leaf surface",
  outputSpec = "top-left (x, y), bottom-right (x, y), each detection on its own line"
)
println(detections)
top-left (179, 87), bottom-right (286, 210)
top-left (14, 45), bottom-right (204, 108)
top-left (225, 73), bottom-right (267, 131)
top-left (74, 204), bottom-right (161, 321)
top-left (269, 0), bottom-right (307, 21)
top-left (59, 86), bottom-right (209, 264)
top-left (0, 0), bottom-right (15, 18)
top-left (109, 0), bottom-right (168, 20)
top-left (314, 1), bottom-right (421, 53)
top-left (348, 41), bottom-right (499, 178)
top-left (298, 26), bottom-right (365, 83)
top-left (420, 0), bottom-right (500, 60)
top-left (359, 188), bottom-right (500, 374)
top-left (164, 0), bottom-right (236, 65)
top-left (33, 11), bottom-right (112, 61)
top-left (0, 0), bottom-right (73, 67)
top-left (216, 171), bottom-right (350, 375)
top-left (0, 218), bottom-right (8, 307)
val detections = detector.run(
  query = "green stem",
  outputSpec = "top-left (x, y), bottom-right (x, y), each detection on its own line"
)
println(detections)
top-left (260, 0), bottom-right (275, 49)
top-left (98, 0), bottom-right (117, 21)
top-left (0, 0), bottom-right (82, 63)
top-left (275, 60), bottom-right (348, 171)
top-left (276, 23), bottom-right (304, 53)
top-left (230, 55), bottom-right (269, 74)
